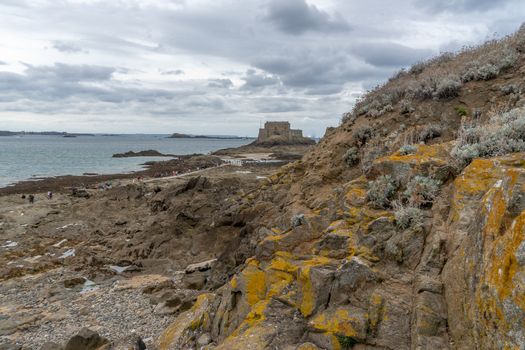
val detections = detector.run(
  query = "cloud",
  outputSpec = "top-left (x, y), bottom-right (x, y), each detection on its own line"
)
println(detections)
top-left (0, 0), bottom-right (523, 135)
top-left (0, 63), bottom-right (194, 105)
top-left (52, 40), bottom-right (87, 54)
top-left (22, 63), bottom-right (115, 82)
top-left (241, 69), bottom-right (280, 90)
top-left (266, 0), bottom-right (351, 35)
top-left (415, 0), bottom-right (513, 12)
top-left (160, 69), bottom-right (185, 75)
top-left (208, 78), bottom-right (233, 88)
top-left (251, 97), bottom-right (304, 113)
top-left (0, 60), bottom-right (6, 65)
top-left (353, 42), bottom-right (434, 67)
top-left (253, 48), bottom-right (388, 94)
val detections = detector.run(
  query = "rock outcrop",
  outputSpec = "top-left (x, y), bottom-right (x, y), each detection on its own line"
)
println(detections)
top-left (156, 25), bottom-right (525, 350)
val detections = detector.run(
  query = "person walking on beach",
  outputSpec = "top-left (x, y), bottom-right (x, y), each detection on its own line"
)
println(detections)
top-left (47, 191), bottom-right (53, 200)
top-left (28, 194), bottom-right (35, 204)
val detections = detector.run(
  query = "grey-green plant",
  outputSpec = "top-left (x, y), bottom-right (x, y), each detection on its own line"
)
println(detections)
top-left (343, 147), bottom-right (359, 166)
top-left (418, 124), bottom-right (442, 142)
top-left (353, 126), bottom-right (374, 145)
top-left (393, 202), bottom-right (425, 230)
top-left (367, 175), bottom-right (398, 208)
top-left (451, 107), bottom-right (525, 167)
top-left (434, 77), bottom-right (461, 99)
top-left (403, 176), bottom-right (441, 207)
top-left (398, 144), bottom-right (417, 155)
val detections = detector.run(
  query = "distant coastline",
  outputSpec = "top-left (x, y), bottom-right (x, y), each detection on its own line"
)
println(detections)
top-left (0, 131), bottom-right (95, 137)
top-left (168, 132), bottom-right (254, 140)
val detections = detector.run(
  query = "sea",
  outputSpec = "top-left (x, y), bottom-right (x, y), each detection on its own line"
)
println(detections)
top-left (0, 134), bottom-right (253, 187)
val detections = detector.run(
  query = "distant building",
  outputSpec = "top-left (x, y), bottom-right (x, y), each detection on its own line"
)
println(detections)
top-left (256, 121), bottom-right (315, 145)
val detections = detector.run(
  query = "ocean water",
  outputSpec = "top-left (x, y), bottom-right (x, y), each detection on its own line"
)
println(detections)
top-left (0, 134), bottom-right (253, 187)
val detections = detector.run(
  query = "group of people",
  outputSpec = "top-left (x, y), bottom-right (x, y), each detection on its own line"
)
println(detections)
top-left (22, 191), bottom-right (53, 204)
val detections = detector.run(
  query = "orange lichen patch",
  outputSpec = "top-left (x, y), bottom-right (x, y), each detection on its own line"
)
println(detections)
top-left (268, 253), bottom-right (298, 274)
top-left (266, 271), bottom-right (293, 298)
top-left (241, 260), bottom-right (267, 306)
top-left (230, 275), bottom-right (238, 289)
top-left (297, 256), bottom-right (333, 317)
top-left (481, 184), bottom-right (511, 242)
top-left (244, 300), bottom-right (269, 325)
top-left (158, 293), bottom-right (214, 350)
top-left (326, 220), bottom-right (354, 237)
top-left (309, 307), bottom-right (359, 337)
top-left (449, 158), bottom-right (501, 222)
top-left (263, 232), bottom-right (288, 242)
top-left (356, 246), bottom-right (380, 262)
top-left (454, 159), bottom-right (499, 198)
top-left (271, 227), bottom-right (284, 235)
top-left (487, 213), bottom-right (525, 301)
top-left (345, 186), bottom-right (367, 206)
top-left (215, 316), bottom-right (275, 350)
top-left (374, 143), bottom-right (450, 166)
top-left (347, 206), bottom-right (391, 227)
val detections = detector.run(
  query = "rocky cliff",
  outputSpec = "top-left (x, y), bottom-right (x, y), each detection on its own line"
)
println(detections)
top-left (156, 25), bottom-right (525, 349)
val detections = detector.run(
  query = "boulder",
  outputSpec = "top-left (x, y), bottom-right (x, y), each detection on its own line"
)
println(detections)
top-left (63, 277), bottom-right (85, 288)
top-left (197, 333), bottom-right (211, 346)
top-left (183, 272), bottom-right (207, 290)
top-left (64, 328), bottom-right (109, 350)
top-left (185, 258), bottom-right (217, 273)
top-left (40, 343), bottom-right (63, 350)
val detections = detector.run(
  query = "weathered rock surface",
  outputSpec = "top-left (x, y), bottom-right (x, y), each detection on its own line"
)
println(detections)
top-left (157, 144), bottom-right (525, 349)
top-left (64, 328), bottom-right (108, 350)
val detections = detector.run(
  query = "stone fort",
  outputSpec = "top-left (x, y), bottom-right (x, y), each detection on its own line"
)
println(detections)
top-left (256, 121), bottom-right (314, 145)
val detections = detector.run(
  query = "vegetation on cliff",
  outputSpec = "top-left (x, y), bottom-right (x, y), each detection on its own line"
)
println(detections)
top-left (156, 24), bottom-right (525, 350)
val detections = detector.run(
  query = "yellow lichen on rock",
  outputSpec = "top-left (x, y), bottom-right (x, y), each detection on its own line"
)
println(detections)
top-left (297, 256), bottom-right (333, 317)
top-left (158, 293), bottom-right (214, 350)
top-left (241, 259), bottom-right (267, 306)
top-left (309, 307), bottom-right (359, 337)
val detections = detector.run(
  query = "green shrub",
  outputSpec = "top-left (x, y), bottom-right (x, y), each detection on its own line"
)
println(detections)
top-left (343, 147), bottom-right (360, 166)
top-left (367, 175), bottom-right (398, 208)
top-left (336, 334), bottom-right (358, 349)
top-left (454, 106), bottom-right (468, 117)
top-left (403, 176), bottom-right (441, 207)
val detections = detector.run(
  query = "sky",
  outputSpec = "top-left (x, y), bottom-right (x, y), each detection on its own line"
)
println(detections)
top-left (0, 0), bottom-right (523, 136)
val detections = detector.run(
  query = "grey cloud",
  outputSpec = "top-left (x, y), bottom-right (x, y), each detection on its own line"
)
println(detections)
top-left (241, 69), bottom-right (280, 90)
top-left (0, 61), bottom-right (6, 65)
top-left (1, 0), bottom-right (522, 135)
top-left (254, 49), bottom-right (387, 94)
top-left (266, 0), bottom-right (351, 35)
top-left (52, 40), bottom-right (87, 54)
top-left (160, 69), bottom-right (185, 75)
top-left (0, 63), bottom-right (199, 106)
top-left (415, 0), bottom-right (512, 12)
top-left (23, 63), bottom-right (115, 82)
top-left (208, 78), bottom-right (233, 88)
top-left (253, 98), bottom-right (304, 113)
top-left (353, 42), bottom-right (434, 67)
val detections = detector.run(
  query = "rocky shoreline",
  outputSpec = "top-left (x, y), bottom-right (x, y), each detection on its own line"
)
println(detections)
top-left (0, 154), bottom-right (222, 196)
top-left (0, 158), bottom-right (282, 349)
